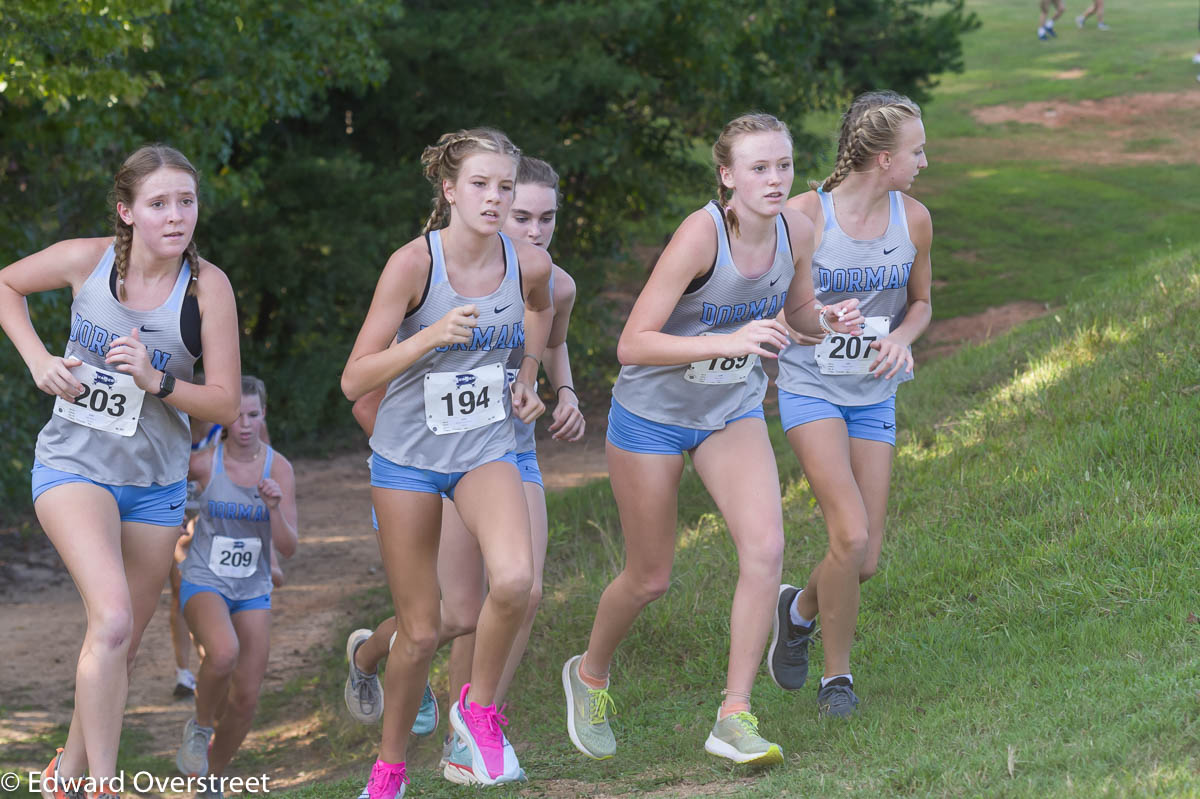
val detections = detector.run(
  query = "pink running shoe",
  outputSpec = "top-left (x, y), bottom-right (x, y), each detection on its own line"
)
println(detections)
top-left (449, 683), bottom-right (520, 784)
top-left (366, 758), bottom-right (407, 799)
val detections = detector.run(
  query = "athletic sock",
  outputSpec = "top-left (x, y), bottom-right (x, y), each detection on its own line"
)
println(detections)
top-left (718, 700), bottom-right (750, 719)
top-left (788, 592), bottom-right (815, 629)
top-left (578, 653), bottom-right (609, 690)
top-left (821, 674), bottom-right (853, 689)
top-left (1045, 18), bottom-right (1054, 29)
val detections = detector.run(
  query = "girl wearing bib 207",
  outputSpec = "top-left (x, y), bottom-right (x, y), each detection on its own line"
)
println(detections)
top-left (768, 91), bottom-right (933, 719)
top-left (561, 114), bottom-right (861, 766)
top-left (174, 376), bottom-right (297, 798)
top-left (0, 145), bottom-right (240, 799)
top-left (341, 129), bottom-right (553, 798)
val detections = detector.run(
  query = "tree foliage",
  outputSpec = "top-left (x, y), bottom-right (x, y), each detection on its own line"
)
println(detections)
top-left (0, 0), bottom-right (978, 520)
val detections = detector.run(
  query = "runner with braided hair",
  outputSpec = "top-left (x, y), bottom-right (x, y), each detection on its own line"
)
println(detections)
top-left (769, 90), bottom-right (933, 718)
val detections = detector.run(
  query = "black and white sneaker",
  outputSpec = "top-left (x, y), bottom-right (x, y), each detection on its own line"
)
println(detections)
top-left (767, 584), bottom-right (814, 691)
top-left (817, 677), bottom-right (859, 719)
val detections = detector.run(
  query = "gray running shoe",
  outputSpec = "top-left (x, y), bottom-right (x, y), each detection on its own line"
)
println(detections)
top-left (175, 717), bottom-right (213, 776)
top-left (768, 584), bottom-right (814, 690)
top-left (703, 710), bottom-right (784, 765)
top-left (817, 677), bottom-right (860, 718)
top-left (344, 628), bottom-right (384, 724)
top-left (561, 654), bottom-right (616, 760)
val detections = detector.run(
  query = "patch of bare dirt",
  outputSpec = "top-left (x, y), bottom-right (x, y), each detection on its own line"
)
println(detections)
top-left (917, 301), bottom-right (1050, 361)
top-left (961, 91), bottom-right (1200, 165)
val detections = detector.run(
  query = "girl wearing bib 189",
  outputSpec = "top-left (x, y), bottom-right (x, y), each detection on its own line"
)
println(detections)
top-left (560, 114), bottom-right (861, 766)
top-left (0, 145), bottom-right (241, 799)
top-left (341, 128), bottom-right (553, 798)
top-left (174, 376), bottom-right (297, 799)
top-left (768, 91), bottom-right (933, 718)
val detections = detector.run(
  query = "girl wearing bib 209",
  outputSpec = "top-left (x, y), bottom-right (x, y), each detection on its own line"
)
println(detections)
top-left (561, 114), bottom-right (861, 766)
top-left (174, 376), bottom-right (297, 798)
top-left (0, 145), bottom-right (240, 799)
top-left (768, 91), bottom-right (933, 719)
top-left (341, 129), bottom-right (553, 798)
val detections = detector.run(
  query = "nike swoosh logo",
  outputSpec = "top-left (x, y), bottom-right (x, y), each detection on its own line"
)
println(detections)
top-left (882, 423), bottom-right (895, 430)
top-left (882, 247), bottom-right (899, 256)
top-left (140, 325), bottom-right (160, 333)
top-left (769, 276), bottom-right (781, 286)
top-left (494, 304), bottom-right (513, 314)
top-left (169, 501), bottom-right (185, 510)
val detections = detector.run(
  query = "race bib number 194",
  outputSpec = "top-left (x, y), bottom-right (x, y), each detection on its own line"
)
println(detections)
top-left (815, 316), bottom-right (891, 375)
top-left (423, 362), bottom-right (507, 435)
top-left (52, 361), bottom-right (145, 437)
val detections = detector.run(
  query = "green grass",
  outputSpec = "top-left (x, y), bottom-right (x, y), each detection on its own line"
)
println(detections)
top-left (270, 244), bottom-right (1200, 799)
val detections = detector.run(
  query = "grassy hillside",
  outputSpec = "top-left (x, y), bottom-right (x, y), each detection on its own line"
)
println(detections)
top-left (276, 240), bottom-right (1199, 799)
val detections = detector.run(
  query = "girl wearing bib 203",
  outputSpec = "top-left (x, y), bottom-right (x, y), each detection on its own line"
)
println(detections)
top-left (768, 91), bottom-right (933, 719)
top-left (560, 114), bottom-right (861, 766)
top-left (341, 129), bottom-right (553, 798)
top-left (174, 376), bottom-right (297, 798)
top-left (344, 156), bottom-right (584, 787)
top-left (0, 145), bottom-right (240, 799)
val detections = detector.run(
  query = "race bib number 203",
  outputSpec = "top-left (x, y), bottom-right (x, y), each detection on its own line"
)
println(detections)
top-left (52, 361), bottom-right (145, 437)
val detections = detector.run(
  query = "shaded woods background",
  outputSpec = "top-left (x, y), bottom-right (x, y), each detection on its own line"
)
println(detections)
top-left (0, 0), bottom-right (977, 519)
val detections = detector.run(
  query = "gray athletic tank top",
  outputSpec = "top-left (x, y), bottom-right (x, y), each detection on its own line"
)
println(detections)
top-left (370, 231), bottom-right (523, 472)
top-left (181, 443), bottom-right (276, 600)
top-left (776, 189), bottom-right (916, 406)
top-left (507, 268), bottom-right (555, 454)
top-left (611, 202), bottom-right (793, 429)
top-left (34, 243), bottom-right (197, 486)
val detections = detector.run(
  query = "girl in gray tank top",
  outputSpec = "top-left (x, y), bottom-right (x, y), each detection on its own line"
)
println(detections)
top-left (0, 145), bottom-right (242, 797)
top-left (340, 129), bottom-right (553, 790)
top-left (561, 115), bottom-right (861, 769)
top-left (174, 376), bottom-right (298, 785)
top-left (769, 91), bottom-right (934, 721)
top-left (344, 158), bottom-right (588, 798)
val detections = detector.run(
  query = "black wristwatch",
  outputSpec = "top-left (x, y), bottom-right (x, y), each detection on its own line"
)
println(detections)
top-left (155, 371), bottom-right (176, 399)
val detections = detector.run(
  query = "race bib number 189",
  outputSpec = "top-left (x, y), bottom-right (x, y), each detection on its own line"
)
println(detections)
top-left (684, 354), bottom-right (757, 384)
top-left (815, 316), bottom-right (891, 375)
top-left (423, 362), bottom-right (507, 435)
top-left (52, 361), bottom-right (145, 437)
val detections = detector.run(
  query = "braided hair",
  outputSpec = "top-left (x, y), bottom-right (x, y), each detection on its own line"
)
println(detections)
top-left (112, 144), bottom-right (201, 300)
top-left (419, 128), bottom-right (521, 233)
top-left (812, 91), bottom-right (921, 193)
top-left (711, 113), bottom-right (792, 238)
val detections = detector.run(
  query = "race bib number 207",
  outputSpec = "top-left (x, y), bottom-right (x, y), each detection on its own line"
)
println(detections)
top-left (52, 361), bottom-right (145, 437)
top-left (815, 316), bottom-right (891, 376)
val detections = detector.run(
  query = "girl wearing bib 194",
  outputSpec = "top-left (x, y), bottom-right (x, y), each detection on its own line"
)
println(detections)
top-left (174, 376), bottom-right (297, 799)
top-left (768, 91), bottom-right (933, 718)
top-left (560, 114), bottom-right (862, 766)
top-left (0, 145), bottom-right (241, 799)
top-left (344, 156), bottom-right (584, 787)
top-left (341, 128), bottom-right (553, 798)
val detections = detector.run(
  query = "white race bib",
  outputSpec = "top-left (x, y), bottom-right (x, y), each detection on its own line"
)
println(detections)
top-left (815, 316), bottom-right (891, 375)
top-left (423, 362), bottom-right (507, 435)
top-left (52, 362), bottom-right (146, 437)
top-left (684, 353), bottom-right (757, 384)
top-left (208, 535), bottom-right (262, 579)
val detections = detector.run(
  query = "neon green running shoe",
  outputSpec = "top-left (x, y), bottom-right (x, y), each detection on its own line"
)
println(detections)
top-left (561, 654), bottom-right (616, 759)
top-left (703, 710), bottom-right (784, 765)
